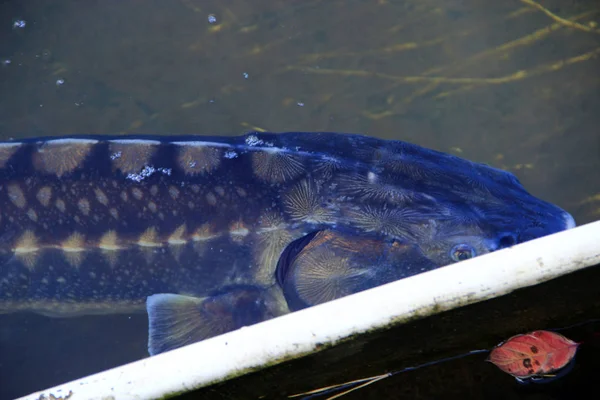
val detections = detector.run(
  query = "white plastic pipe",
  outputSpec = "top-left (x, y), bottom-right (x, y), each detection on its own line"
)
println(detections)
top-left (20, 221), bottom-right (600, 400)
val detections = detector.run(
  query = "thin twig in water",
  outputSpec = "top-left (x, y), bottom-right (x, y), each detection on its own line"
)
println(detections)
top-left (288, 373), bottom-right (391, 399)
top-left (520, 0), bottom-right (600, 34)
top-left (289, 350), bottom-right (489, 399)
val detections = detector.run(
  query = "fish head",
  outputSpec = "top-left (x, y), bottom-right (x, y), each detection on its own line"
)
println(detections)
top-left (398, 168), bottom-right (576, 267)
top-left (276, 140), bottom-right (576, 310)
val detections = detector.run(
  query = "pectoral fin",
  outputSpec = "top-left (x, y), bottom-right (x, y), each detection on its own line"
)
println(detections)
top-left (147, 285), bottom-right (287, 356)
top-left (276, 230), bottom-right (438, 311)
top-left (147, 293), bottom-right (207, 356)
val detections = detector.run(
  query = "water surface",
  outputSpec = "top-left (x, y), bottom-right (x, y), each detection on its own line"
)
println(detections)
top-left (0, 0), bottom-right (598, 398)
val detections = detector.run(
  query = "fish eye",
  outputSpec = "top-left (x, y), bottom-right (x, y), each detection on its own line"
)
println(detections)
top-left (450, 244), bottom-right (476, 262)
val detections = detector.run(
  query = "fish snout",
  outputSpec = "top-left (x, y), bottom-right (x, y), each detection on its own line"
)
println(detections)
top-left (517, 211), bottom-right (576, 244)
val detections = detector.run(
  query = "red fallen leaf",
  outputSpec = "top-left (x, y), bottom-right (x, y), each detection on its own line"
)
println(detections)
top-left (487, 330), bottom-right (579, 379)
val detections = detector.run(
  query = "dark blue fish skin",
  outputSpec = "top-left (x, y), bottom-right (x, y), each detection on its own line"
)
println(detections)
top-left (0, 132), bottom-right (574, 318)
top-left (259, 132), bottom-right (574, 247)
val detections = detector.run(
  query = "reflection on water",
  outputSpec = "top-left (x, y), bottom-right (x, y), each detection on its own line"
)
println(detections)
top-left (0, 0), bottom-right (598, 398)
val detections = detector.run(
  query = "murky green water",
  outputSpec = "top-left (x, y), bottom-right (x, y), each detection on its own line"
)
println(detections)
top-left (0, 0), bottom-right (598, 398)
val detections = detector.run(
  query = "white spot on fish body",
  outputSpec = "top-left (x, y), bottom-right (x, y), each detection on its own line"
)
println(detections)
top-left (55, 198), bottom-right (66, 213)
top-left (214, 186), bottom-right (225, 197)
top-left (77, 198), bottom-right (91, 215)
top-left (27, 209), bottom-right (38, 221)
top-left (206, 192), bottom-right (217, 206)
top-left (367, 171), bottom-right (377, 184)
top-left (7, 184), bottom-right (26, 208)
top-left (94, 188), bottom-right (109, 206)
top-left (127, 165), bottom-right (156, 182)
top-left (36, 186), bottom-right (52, 207)
top-left (132, 188), bottom-right (144, 200)
top-left (245, 135), bottom-right (263, 147)
top-left (169, 186), bottom-right (180, 199)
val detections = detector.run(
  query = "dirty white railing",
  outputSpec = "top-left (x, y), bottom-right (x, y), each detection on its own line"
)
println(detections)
top-left (21, 221), bottom-right (600, 400)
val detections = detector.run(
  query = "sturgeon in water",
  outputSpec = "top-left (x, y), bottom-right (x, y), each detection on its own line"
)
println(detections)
top-left (0, 132), bottom-right (575, 355)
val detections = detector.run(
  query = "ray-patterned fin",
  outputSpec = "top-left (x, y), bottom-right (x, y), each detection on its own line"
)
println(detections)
top-left (147, 294), bottom-right (205, 356)
top-left (229, 220), bottom-right (250, 244)
top-left (136, 227), bottom-right (162, 263)
top-left (0, 142), bottom-right (21, 168)
top-left (312, 155), bottom-right (343, 179)
top-left (98, 230), bottom-right (121, 266)
top-left (147, 286), bottom-right (278, 356)
top-left (283, 179), bottom-right (335, 224)
top-left (190, 223), bottom-right (218, 255)
top-left (174, 143), bottom-right (222, 175)
top-left (253, 212), bottom-right (294, 285)
top-left (167, 224), bottom-right (187, 260)
top-left (13, 230), bottom-right (40, 270)
top-left (108, 140), bottom-right (160, 174)
top-left (60, 232), bottom-right (87, 268)
top-left (336, 172), bottom-right (409, 204)
top-left (251, 149), bottom-right (304, 183)
top-left (344, 205), bottom-right (437, 241)
top-left (33, 139), bottom-right (97, 177)
top-left (276, 230), bottom-right (438, 311)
